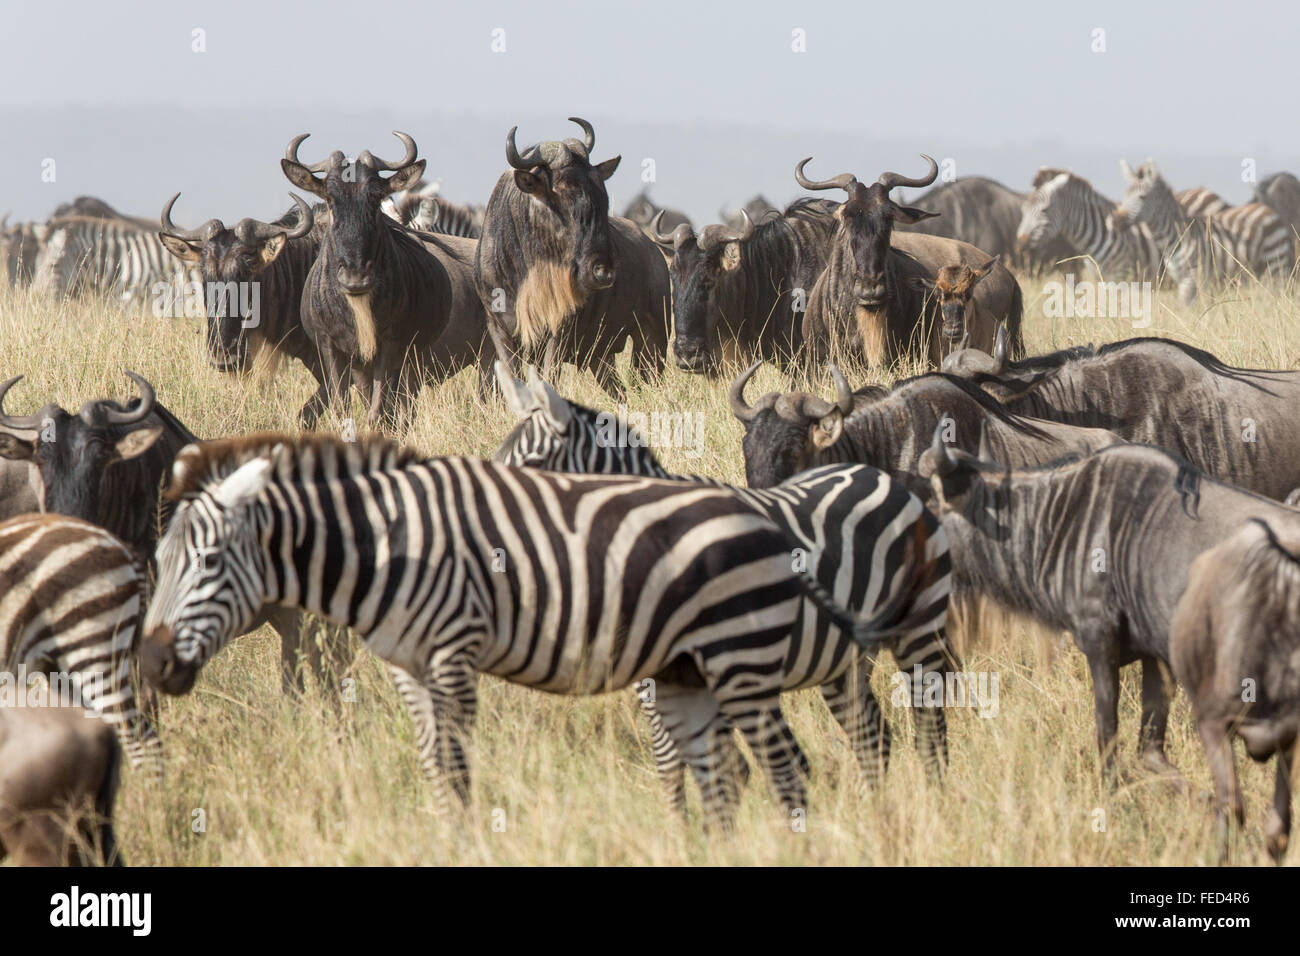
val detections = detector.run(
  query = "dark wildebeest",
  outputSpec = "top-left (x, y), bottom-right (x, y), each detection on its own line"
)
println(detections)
top-left (623, 190), bottom-right (692, 238)
top-left (474, 118), bottom-right (671, 398)
top-left (894, 175), bottom-right (1075, 273)
top-left (796, 156), bottom-right (1024, 369)
top-left (1171, 517), bottom-right (1300, 863)
top-left (281, 131), bottom-right (454, 431)
top-left (920, 435), bottom-right (1300, 783)
top-left (944, 337), bottom-right (1300, 501)
top-left (651, 198), bottom-right (839, 374)
top-left (1254, 171), bottom-right (1300, 242)
top-left (906, 256), bottom-right (1004, 355)
top-left (0, 705), bottom-right (122, 866)
top-left (157, 193), bottom-right (334, 425)
top-left (0, 372), bottom-right (345, 696)
top-left (730, 362), bottom-right (1120, 500)
top-left (720, 195), bottom-right (779, 230)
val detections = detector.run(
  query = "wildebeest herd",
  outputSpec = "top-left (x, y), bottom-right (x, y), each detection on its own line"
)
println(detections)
top-left (1, 117), bottom-right (1299, 867)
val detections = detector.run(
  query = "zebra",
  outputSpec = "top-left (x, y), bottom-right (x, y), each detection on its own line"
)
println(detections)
top-left (1176, 186), bottom-right (1230, 219)
top-left (493, 364), bottom-right (956, 808)
top-left (0, 513), bottom-right (160, 773)
top-left (31, 216), bottom-right (195, 307)
top-left (406, 196), bottom-right (484, 239)
top-left (1118, 159), bottom-right (1296, 303)
top-left (140, 433), bottom-right (930, 826)
top-left (1017, 168), bottom-right (1163, 280)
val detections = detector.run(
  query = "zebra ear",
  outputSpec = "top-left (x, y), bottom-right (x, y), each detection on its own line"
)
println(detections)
top-left (1119, 159), bottom-right (1137, 184)
top-left (525, 368), bottom-right (573, 432)
top-left (494, 360), bottom-right (534, 419)
top-left (211, 456), bottom-right (274, 511)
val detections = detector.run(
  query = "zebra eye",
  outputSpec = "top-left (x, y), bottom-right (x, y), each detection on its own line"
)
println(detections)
top-left (192, 547), bottom-right (220, 574)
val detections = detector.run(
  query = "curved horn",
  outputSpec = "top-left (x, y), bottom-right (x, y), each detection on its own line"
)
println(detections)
top-left (102, 371), bottom-right (156, 426)
top-left (877, 154), bottom-right (939, 191)
top-left (794, 158), bottom-right (858, 193)
top-left (828, 362), bottom-right (854, 415)
top-left (568, 117), bottom-right (595, 152)
top-left (159, 193), bottom-right (215, 241)
top-left (993, 324), bottom-right (1009, 373)
top-left (505, 126), bottom-right (547, 171)
top-left (728, 360), bottom-right (768, 423)
top-left (698, 209), bottom-right (756, 249)
top-left (366, 131), bottom-right (419, 172)
top-left (0, 375), bottom-right (43, 430)
top-left (650, 210), bottom-right (692, 250)
top-left (930, 424), bottom-right (958, 477)
top-left (285, 133), bottom-right (333, 174)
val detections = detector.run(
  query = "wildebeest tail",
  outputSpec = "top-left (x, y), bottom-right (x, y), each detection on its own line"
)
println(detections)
top-left (96, 731), bottom-right (124, 867)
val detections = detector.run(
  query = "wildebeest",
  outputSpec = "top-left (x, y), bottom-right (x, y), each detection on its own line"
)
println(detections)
top-left (474, 118), bottom-right (671, 397)
top-left (0, 372), bottom-right (345, 696)
top-left (157, 193), bottom-right (334, 425)
top-left (720, 195), bottom-right (779, 230)
top-left (945, 337), bottom-right (1300, 501)
top-left (730, 362), bottom-right (1120, 499)
top-left (0, 704), bottom-right (122, 866)
top-left (622, 190), bottom-right (691, 238)
top-left (281, 131), bottom-right (454, 430)
top-left (796, 156), bottom-right (1023, 369)
top-left (906, 255), bottom-right (1004, 355)
top-left (920, 435), bottom-right (1300, 781)
top-left (651, 198), bottom-right (838, 374)
top-left (1253, 171), bottom-right (1300, 241)
top-left (1170, 517), bottom-right (1300, 863)
top-left (895, 175), bottom-right (1074, 273)
top-left (940, 324), bottom-right (1011, 377)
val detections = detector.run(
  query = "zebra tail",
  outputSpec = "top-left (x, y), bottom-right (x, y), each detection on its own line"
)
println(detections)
top-left (96, 732), bottom-right (125, 867)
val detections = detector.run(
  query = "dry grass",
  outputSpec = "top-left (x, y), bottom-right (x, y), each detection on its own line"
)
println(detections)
top-left (0, 267), bottom-right (1295, 866)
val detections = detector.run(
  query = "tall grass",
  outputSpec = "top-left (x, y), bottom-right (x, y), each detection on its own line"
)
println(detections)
top-left (0, 268), bottom-right (1294, 866)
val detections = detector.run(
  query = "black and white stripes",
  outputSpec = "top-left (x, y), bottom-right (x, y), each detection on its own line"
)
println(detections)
top-left (141, 434), bottom-right (919, 825)
top-left (31, 217), bottom-right (194, 306)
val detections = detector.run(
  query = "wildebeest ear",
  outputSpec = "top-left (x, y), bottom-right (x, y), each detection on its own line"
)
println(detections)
top-left (972, 255), bottom-right (1000, 281)
top-left (721, 242), bottom-right (742, 271)
top-left (114, 426), bottom-right (163, 462)
top-left (594, 155), bottom-right (621, 182)
top-left (0, 432), bottom-right (36, 462)
top-left (811, 409), bottom-right (843, 449)
top-left (905, 275), bottom-right (934, 292)
top-left (892, 205), bottom-right (940, 225)
top-left (280, 158), bottom-right (328, 198)
top-left (514, 169), bottom-right (551, 197)
top-left (159, 234), bottom-right (201, 264)
top-left (211, 455), bottom-right (275, 511)
top-left (259, 234), bottom-right (288, 267)
top-left (385, 160), bottom-right (426, 196)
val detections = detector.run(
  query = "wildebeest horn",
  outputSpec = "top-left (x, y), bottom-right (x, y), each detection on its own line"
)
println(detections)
top-left (568, 117), bottom-right (595, 152)
top-left (285, 133), bottom-right (333, 174)
top-left (993, 324), bottom-right (1009, 373)
top-left (930, 424), bottom-right (957, 476)
top-left (0, 375), bottom-right (43, 430)
top-left (650, 210), bottom-right (692, 250)
top-left (98, 371), bottom-right (156, 426)
top-left (795, 158), bottom-right (857, 192)
top-left (505, 127), bottom-right (547, 171)
top-left (877, 155), bottom-right (939, 191)
top-left (728, 360), bottom-right (780, 423)
top-left (246, 194), bottom-right (314, 242)
top-left (160, 193), bottom-right (221, 242)
top-left (828, 362), bottom-right (854, 415)
top-left (698, 209), bottom-right (755, 249)
top-left (361, 131), bottom-right (419, 172)
top-left (0, 213), bottom-right (8, 231)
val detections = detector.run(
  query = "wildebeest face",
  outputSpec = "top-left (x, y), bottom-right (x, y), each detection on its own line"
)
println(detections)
top-left (507, 119), bottom-right (621, 295)
top-left (730, 361), bottom-right (853, 487)
top-left (0, 374), bottom-right (164, 524)
top-left (657, 216), bottom-right (749, 373)
top-left (159, 194), bottom-right (311, 373)
top-left (911, 257), bottom-right (1000, 342)
top-left (281, 132), bottom-right (425, 295)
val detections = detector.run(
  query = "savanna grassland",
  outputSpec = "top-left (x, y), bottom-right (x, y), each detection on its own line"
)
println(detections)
top-left (1, 267), bottom-right (1295, 866)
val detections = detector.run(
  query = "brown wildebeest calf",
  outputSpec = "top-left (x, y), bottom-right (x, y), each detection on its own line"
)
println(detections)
top-left (908, 255), bottom-right (1003, 359)
top-left (1171, 517), bottom-right (1300, 864)
top-left (0, 705), bottom-right (123, 865)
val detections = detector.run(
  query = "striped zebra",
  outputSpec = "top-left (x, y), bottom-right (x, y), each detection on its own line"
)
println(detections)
top-left (0, 514), bottom-right (159, 773)
top-left (32, 216), bottom-right (194, 307)
top-left (404, 196), bottom-right (484, 239)
top-left (1176, 186), bottom-right (1230, 219)
top-left (1118, 159), bottom-right (1296, 303)
top-left (493, 365), bottom-right (956, 808)
top-left (1017, 168), bottom-right (1163, 280)
top-left (140, 434), bottom-right (931, 826)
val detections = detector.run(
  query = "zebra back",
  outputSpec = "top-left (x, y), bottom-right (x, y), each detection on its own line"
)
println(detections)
top-left (33, 217), bottom-right (193, 305)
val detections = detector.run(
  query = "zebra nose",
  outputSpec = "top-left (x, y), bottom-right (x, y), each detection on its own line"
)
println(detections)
top-left (141, 628), bottom-right (176, 687)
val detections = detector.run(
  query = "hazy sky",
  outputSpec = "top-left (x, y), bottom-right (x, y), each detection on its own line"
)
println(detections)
top-left (2, 0), bottom-right (1295, 222)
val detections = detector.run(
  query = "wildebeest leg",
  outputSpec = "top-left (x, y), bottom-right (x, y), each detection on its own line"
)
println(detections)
top-left (820, 651), bottom-right (891, 789)
top-left (315, 346), bottom-right (352, 429)
top-left (1196, 718), bottom-right (1242, 864)
top-left (1138, 657), bottom-right (1183, 783)
top-left (264, 606), bottom-right (310, 697)
top-left (297, 381), bottom-right (331, 430)
top-left (1084, 635), bottom-right (1122, 780)
top-left (1265, 739), bottom-right (1295, 863)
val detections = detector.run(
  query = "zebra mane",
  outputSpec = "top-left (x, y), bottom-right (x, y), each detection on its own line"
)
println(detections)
top-left (167, 431), bottom-right (423, 500)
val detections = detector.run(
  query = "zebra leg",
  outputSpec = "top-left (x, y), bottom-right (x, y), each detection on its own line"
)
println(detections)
top-left (635, 679), bottom-right (687, 817)
top-left (264, 606), bottom-right (309, 697)
top-left (391, 659), bottom-right (479, 814)
top-left (820, 651), bottom-right (890, 789)
top-left (893, 627), bottom-right (956, 783)
top-left (651, 679), bottom-right (747, 830)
